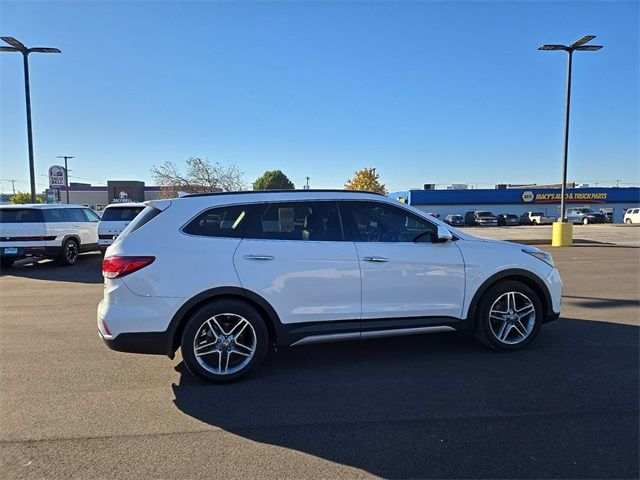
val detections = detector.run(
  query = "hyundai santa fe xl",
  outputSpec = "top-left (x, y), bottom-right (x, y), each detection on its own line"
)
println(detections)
top-left (98, 190), bottom-right (562, 383)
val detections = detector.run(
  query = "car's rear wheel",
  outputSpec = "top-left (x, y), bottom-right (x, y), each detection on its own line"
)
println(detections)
top-left (1, 258), bottom-right (15, 269)
top-left (181, 300), bottom-right (269, 383)
top-left (625, 218), bottom-right (632, 224)
top-left (582, 217), bottom-right (589, 225)
top-left (58, 239), bottom-right (79, 266)
top-left (474, 281), bottom-right (543, 351)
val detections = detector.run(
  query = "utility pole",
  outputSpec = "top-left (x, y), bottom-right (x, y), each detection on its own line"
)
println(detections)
top-left (0, 179), bottom-right (17, 195)
top-left (304, 177), bottom-right (310, 189)
top-left (57, 155), bottom-right (75, 203)
top-left (1, 37), bottom-right (61, 203)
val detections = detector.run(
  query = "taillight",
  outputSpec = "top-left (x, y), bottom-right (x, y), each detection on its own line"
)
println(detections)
top-left (102, 256), bottom-right (155, 279)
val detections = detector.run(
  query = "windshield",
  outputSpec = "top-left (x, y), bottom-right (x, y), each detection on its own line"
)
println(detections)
top-left (101, 206), bottom-right (145, 222)
top-left (532, 212), bottom-right (544, 216)
top-left (476, 211), bottom-right (494, 217)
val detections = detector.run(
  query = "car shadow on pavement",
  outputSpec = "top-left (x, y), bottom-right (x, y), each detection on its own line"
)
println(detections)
top-left (172, 319), bottom-right (639, 479)
top-left (563, 295), bottom-right (640, 309)
top-left (0, 253), bottom-right (103, 284)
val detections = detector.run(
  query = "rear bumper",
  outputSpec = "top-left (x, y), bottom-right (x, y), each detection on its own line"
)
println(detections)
top-left (0, 245), bottom-right (61, 260)
top-left (99, 329), bottom-right (168, 355)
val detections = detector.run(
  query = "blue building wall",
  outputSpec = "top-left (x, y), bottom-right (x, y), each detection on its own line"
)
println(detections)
top-left (388, 187), bottom-right (640, 223)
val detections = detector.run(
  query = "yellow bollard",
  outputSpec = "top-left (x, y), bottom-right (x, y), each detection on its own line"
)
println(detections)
top-left (552, 221), bottom-right (573, 247)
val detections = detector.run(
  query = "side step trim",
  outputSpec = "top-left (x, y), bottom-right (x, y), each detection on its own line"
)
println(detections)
top-left (290, 325), bottom-right (456, 346)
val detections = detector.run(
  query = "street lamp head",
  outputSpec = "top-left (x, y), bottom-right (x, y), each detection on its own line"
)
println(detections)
top-left (1, 36), bottom-right (27, 51)
top-left (575, 45), bottom-right (603, 51)
top-left (539, 44), bottom-right (569, 51)
top-left (571, 35), bottom-right (596, 47)
top-left (0, 46), bottom-right (20, 53)
top-left (29, 47), bottom-right (61, 54)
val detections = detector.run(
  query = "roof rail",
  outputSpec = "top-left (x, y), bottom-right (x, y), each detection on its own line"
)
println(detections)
top-left (183, 189), bottom-right (386, 198)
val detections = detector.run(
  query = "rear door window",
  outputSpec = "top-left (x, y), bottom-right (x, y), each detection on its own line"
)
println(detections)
top-left (101, 207), bottom-right (144, 222)
top-left (0, 208), bottom-right (44, 223)
top-left (247, 202), bottom-right (344, 241)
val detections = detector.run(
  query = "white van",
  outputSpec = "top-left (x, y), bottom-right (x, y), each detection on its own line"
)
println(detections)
top-left (98, 203), bottom-right (146, 253)
top-left (0, 204), bottom-right (100, 268)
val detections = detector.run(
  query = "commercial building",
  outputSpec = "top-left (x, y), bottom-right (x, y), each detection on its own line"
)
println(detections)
top-left (54, 181), bottom-right (163, 210)
top-left (390, 186), bottom-right (640, 224)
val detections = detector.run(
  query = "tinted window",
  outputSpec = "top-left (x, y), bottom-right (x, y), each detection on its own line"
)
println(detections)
top-left (183, 204), bottom-right (257, 238)
top-left (348, 202), bottom-right (436, 243)
top-left (0, 208), bottom-right (44, 223)
top-left (249, 202), bottom-right (344, 241)
top-left (66, 208), bottom-right (87, 222)
top-left (101, 207), bottom-right (144, 222)
top-left (83, 209), bottom-right (101, 222)
top-left (42, 209), bottom-right (67, 223)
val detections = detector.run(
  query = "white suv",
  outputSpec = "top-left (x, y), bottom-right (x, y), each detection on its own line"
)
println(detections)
top-left (0, 204), bottom-right (100, 268)
top-left (98, 191), bottom-right (562, 383)
top-left (98, 203), bottom-right (146, 253)
top-left (624, 208), bottom-right (639, 224)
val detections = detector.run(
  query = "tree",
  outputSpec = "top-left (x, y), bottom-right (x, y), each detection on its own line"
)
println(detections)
top-left (344, 167), bottom-right (387, 194)
top-left (253, 170), bottom-right (295, 190)
top-left (150, 157), bottom-right (246, 198)
top-left (11, 192), bottom-right (43, 204)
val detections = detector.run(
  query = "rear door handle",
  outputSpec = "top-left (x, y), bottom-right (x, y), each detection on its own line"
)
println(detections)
top-left (244, 254), bottom-right (275, 261)
top-left (362, 256), bottom-right (390, 263)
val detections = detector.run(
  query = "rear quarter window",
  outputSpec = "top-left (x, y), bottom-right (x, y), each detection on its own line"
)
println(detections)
top-left (42, 209), bottom-right (67, 223)
top-left (183, 204), bottom-right (260, 238)
top-left (0, 208), bottom-right (44, 223)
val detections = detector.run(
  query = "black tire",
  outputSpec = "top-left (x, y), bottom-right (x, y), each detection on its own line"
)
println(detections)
top-left (181, 299), bottom-right (269, 384)
top-left (1, 258), bottom-right (15, 269)
top-left (625, 218), bottom-right (631, 224)
top-left (474, 280), bottom-right (543, 351)
top-left (582, 217), bottom-right (589, 225)
top-left (58, 239), bottom-right (79, 266)
top-left (532, 220), bottom-right (538, 225)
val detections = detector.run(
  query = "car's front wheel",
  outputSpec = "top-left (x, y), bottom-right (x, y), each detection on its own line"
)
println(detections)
top-left (181, 300), bottom-right (269, 383)
top-left (582, 217), bottom-right (589, 225)
top-left (625, 218), bottom-right (632, 224)
top-left (474, 281), bottom-right (543, 351)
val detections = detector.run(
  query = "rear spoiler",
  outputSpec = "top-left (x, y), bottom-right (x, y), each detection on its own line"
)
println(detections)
top-left (144, 199), bottom-right (172, 211)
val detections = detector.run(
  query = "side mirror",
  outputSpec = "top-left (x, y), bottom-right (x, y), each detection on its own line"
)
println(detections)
top-left (435, 225), bottom-right (453, 243)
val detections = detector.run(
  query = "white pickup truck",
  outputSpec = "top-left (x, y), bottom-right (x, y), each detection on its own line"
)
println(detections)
top-left (520, 211), bottom-right (555, 225)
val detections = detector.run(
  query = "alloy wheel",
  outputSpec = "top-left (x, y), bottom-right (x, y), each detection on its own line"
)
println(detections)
top-left (193, 313), bottom-right (257, 375)
top-left (488, 291), bottom-right (536, 345)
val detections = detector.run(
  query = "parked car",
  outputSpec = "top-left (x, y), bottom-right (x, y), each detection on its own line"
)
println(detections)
top-left (98, 203), bottom-right (146, 253)
top-left (565, 207), bottom-right (607, 225)
top-left (598, 208), bottom-right (614, 223)
top-left (497, 214), bottom-right (520, 227)
top-left (98, 190), bottom-right (562, 383)
top-left (444, 214), bottom-right (465, 227)
top-left (624, 208), bottom-right (640, 224)
top-left (464, 210), bottom-right (498, 227)
top-left (0, 204), bottom-right (100, 268)
top-left (520, 211), bottom-right (554, 226)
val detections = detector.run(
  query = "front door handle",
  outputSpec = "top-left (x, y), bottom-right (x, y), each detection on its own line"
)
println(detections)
top-left (244, 254), bottom-right (275, 261)
top-left (362, 256), bottom-right (390, 263)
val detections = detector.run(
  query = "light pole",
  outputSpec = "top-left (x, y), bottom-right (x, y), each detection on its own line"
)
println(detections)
top-left (539, 35), bottom-right (602, 234)
top-left (1, 37), bottom-right (61, 203)
top-left (57, 155), bottom-right (75, 203)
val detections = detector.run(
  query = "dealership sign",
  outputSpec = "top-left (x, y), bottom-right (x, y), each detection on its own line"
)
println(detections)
top-left (48, 165), bottom-right (67, 188)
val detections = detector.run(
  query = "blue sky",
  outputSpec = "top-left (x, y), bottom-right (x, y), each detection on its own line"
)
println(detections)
top-left (1, 1), bottom-right (638, 193)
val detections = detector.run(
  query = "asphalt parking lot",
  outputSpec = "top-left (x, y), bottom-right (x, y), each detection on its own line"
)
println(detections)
top-left (1, 245), bottom-right (638, 479)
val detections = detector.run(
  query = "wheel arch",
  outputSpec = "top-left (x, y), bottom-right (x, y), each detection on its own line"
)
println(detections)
top-left (61, 234), bottom-right (81, 247)
top-left (165, 287), bottom-right (282, 358)
top-left (466, 269), bottom-right (553, 328)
